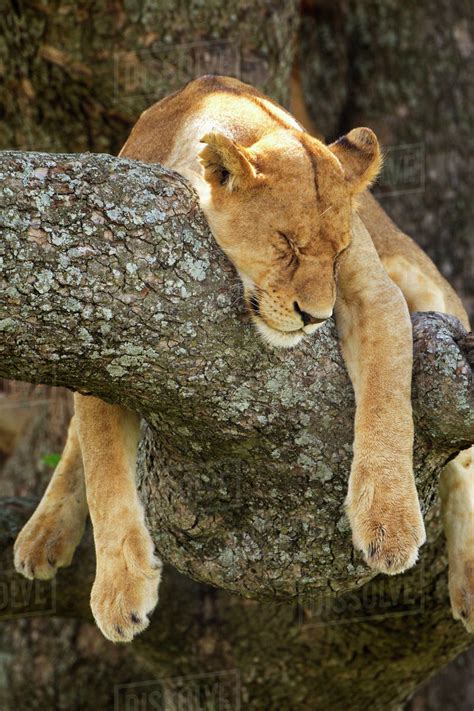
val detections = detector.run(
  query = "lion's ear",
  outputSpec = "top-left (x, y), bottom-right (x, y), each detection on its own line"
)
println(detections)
top-left (199, 132), bottom-right (257, 191)
top-left (329, 128), bottom-right (382, 195)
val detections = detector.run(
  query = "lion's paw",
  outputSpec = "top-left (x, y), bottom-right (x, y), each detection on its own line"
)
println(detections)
top-left (91, 523), bottom-right (162, 643)
top-left (14, 509), bottom-right (85, 580)
top-left (449, 559), bottom-right (474, 634)
top-left (346, 476), bottom-right (426, 575)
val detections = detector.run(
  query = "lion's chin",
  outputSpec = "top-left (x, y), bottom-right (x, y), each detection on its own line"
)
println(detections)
top-left (253, 318), bottom-right (305, 349)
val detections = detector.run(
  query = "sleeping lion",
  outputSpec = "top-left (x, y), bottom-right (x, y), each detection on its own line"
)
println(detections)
top-left (13, 75), bottom-right (473, 642)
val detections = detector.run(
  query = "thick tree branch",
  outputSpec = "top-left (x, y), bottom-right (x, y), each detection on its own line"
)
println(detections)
top-left (1, 151), bottom-right (473, 603)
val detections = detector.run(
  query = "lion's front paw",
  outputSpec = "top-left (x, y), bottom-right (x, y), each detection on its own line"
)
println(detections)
top-left (346, 471), bottom-right (426, 575)
top-left (14, 509), bottom-right (85, 581)
top-left (91, 523), bottom-right (162, 643)
top-left (449, 559), bottom-right (474, 634)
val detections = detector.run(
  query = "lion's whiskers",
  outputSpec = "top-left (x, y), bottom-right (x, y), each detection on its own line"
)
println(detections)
top-left (319, 205), bottom-right (333, 218)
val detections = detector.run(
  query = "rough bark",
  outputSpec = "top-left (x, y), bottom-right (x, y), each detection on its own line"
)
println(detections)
top-left (0, 0), bottom-right (298, 155)
top-left (1, 149), bottom-right (473, 603)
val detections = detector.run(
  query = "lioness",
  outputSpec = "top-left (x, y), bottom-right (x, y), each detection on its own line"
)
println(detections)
top-left (14, 76), bottom-right (473, 642)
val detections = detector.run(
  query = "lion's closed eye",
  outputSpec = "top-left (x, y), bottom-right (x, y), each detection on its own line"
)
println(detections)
top-left (276, 231), bottom-right (293, 248)
top-left (275, 232), bottom-right (299, 265)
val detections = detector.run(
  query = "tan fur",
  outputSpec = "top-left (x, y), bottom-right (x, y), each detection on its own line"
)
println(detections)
top-left (14, 75), bottom-right (472, 640)
top-left (336, 216), bottom-right (424, 574)
top-left (74, 395), bottom-right (162, 642)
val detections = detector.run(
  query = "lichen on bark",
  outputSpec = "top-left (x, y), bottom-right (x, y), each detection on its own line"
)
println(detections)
top-left (1, 150), bottom-right (472, 605)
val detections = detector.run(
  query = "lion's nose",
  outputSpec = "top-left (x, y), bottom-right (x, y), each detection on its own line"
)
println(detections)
top-left (293, 302), bottom-right (326, 326)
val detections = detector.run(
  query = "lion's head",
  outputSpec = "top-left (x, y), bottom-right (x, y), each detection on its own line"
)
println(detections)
top-left (199, 126), bottom-right (381, 347)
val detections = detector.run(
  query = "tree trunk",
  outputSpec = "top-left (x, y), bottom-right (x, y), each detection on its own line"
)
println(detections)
top-left (0, 149), bottom-right (473, 709)
top-left (0, 0), bottom-right (298, 155)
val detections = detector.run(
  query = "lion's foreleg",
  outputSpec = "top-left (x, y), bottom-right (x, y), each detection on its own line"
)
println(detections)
top-left (335, 214), bottom-right (425, 574)
top-left (74, 393), bottom-right (162, 642)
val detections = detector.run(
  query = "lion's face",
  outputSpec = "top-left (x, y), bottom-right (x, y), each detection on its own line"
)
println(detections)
top-left (199, 127), bottom-right (381, 347)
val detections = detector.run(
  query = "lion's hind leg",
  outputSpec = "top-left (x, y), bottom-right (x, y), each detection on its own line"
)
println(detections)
top-left (381, 254), bottom-right (447, 315)
top-left (439, 448), bottom-right (474, 633)
top-left (14, 415), bottom-right (88, 580)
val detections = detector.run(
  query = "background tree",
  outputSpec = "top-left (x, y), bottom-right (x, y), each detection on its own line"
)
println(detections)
top-left (1, 0), bottom-right (473, 709)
